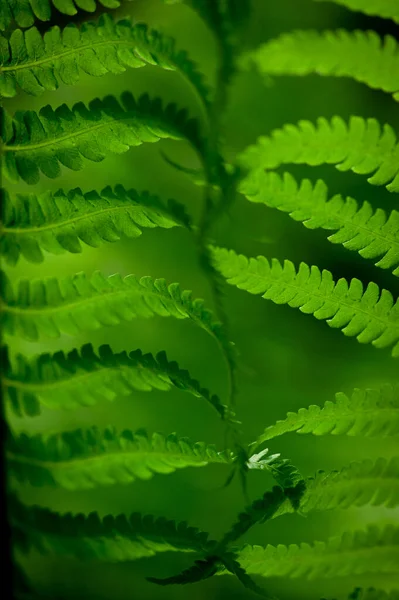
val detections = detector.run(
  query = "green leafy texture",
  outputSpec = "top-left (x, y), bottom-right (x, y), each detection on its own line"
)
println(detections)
top-left (0, 0), bottom-right (129, 31)
top-left (225, 525), bottom-right (399, 580)
top-left (254, 385), bottom-right (399, 446)
top-left (0, 271), bottom-right (236, 392)
top-left (239, 30), bottom-right (399, 101)
top-left (0, 15), bottom-right (210, 105)
top-left (210, 246), bottom-right (399, 357)
top-left (238, 116), bottom-right (399, 193)
top-left (240, 170), bottom-right (399, 277)
top-left (1, 92), bottom-right (203, 185)
top-left (10, 495), bottom-right (215, 561)
top-left (2, 343), bottom-right (228, 419)
top-left (1, 185), bottom-right (189, 266)
top-left (6, 426), bottom-right (231, 489)
top-left (343, 591), bottom-right (399, 600)
top-left (311, 0), bottom-right (399, 23)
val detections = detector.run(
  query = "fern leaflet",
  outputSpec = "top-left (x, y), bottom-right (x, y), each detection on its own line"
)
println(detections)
top-left (1, 92), bottom-right (203, 185)
top-left (238, 116), bottom-right (399, 192)
top-left (254, 384), bottom-right (399, 446)
top-left (6, 426), bottom-right (232, 489)
top-left (0, 0), bottom-right (129, 31)
top-left (210, 247), bottom-right (399, 356)
top-left (1, 185), bottom-right (189, 266)
top-left (0, 15), bottom-right (210, 104)
top-left (240, 170), bottom-right (399, 276)
top-left (226, 525), bottom-right (399, 580)
top-left (311, 0), bottom-right (399, 23)
top-left (10, 494), bottom-right (215, 560)
top-left (240, 30), bottom-right (399, 101)
top-left (3, 343), bottom-right (228, 419)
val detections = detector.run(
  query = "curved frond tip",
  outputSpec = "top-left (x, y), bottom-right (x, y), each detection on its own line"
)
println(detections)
top-left (0, 14), bottom-right (210, 104)
top-left (210, 246), bottom-right (399, 357)
top-left (1, 186), bottom-right (189, 266)
top-left (6, 426), bottom-right (232, 489)
top-left (254, 384), bottom-right (399, 445)
top-left (311, 0), bottom-right (399, 24)
top-left (0, 0), bottom-right (130, 30)
top-left (241, 170), bottom-right (399, 276)
top-left (240, 29), bottom-right (399, 101)
top-left (238, 116), bottom-right (399, 192)
top-left (3, 343), bottom-right (228, 420)
top-left (10, 495), bottom-right (214, 560)
top-left (1, 93), bottom-right (202, 185)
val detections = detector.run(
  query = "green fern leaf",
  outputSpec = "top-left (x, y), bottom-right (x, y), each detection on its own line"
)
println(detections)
top-left (3, 343), bottom-right (228, 419)
top-left (240, 170), bottom-right (399, 276)
top-left (210, 246), bottom-right (399, 356)
top-left (10, 494), bottom-right (215, 560)
top-left (0, 0), bottom-right (128, 31)
top-left (6, 426), bottom-right (232, 489)
top-left (1, 185), bottom-right (189, 266)
top-left (1, 93), bottom-right (202, 185)
top-left (238, 116), bottom-right (399, 192)
top-left (311, 0), bottom-right (399, 23)
top-left (254, 385), bottom-right (399, 445)
top-left (0, 15), bottom-right (210, 104)
top-left (240, 30), bottom-right (399, 101)
top-left (227, 525), bottom-right (399, 580)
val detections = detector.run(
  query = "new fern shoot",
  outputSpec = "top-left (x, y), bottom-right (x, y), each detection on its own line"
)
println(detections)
top-left (1, 1), bottom-right (398, 599)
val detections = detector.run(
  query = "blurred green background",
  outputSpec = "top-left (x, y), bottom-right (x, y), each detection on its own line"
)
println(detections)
top-left (3, 0), bottom-right (399, 598)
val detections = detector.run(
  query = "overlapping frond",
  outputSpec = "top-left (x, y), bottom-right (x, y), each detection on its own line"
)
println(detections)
top-left (0, 15), bottom-right (210, 103)
top-left (6, 426), bottom-right (231, 489)
top-left (311, 0), bottom-right (399, 23)
top-left (240, 170), bottom-right (399, 276)
top-left (240, 30), bottom-right (399, 101)
top-left (3, 343), bottom-right (228, 419)
top-left (1, 92), bottom-right (203, 184)
top-left (238, 116), bottom-right (399, 192)
top-left (210, 247), bottom-right (399, 356)
top-left (1, 185), bottom-right (189, 266)
top-left (254, 385), bottom-right (399, 446)
top-left (0, 0), bottom-right (129, 31)
top-left (10, 495), bottom-right (214, 560)
top-left (229, 525), bottom-right (399, 580)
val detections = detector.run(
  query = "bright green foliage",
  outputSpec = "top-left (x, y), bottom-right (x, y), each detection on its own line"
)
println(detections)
top-left (1, 185), bottom-right (188, 266)
top-left (229, 525), bottom-right (399, 580)
top-left (0, 15), bottom-right (210, 103)
top-left (254, 385), bottom-right (399, 445)
top-left (210, 247), bottom-right (399, 357)
top-left (238, 116), bottom-right (399, 192)
top-left (311, 0), bottom-right (399, 23)
top-left (3, 343), bottom-right (228, 419)
top-left (1, 93), bottom-right (203, 185)
top-left (0, 0), bottom-right (128, 31)
top-left (240, 170), bottom-right (399, 276)
top-left (7, 426), bottom-right (231, 489)
top-left (240, 30), bottom-right (399, 101)
top-left (10, 495), bottom-right (214, 560)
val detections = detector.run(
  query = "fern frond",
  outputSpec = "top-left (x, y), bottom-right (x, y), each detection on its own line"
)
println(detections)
top-left (0, 15), bottom-right (210, 104)
top-left (240, 30), bottom-right (399, 101)
top-left (1, 93), bottom-right (202, 185)
top-left (3, 343), bottom-right (228, 419)
top-left (210, 247), bottom-right (399, 356)
top-left (0, 0), bottom-right (129, 31)
top-left (311, 0), bottom-right (399, 23)
top-left (10, 495), bottom-right (214, 560)
top-left (228, 525), bottom-right (399, 580)
top-left (1, 186), bottom-right (188, 266)
top-left (240, 170), bottom-right (399, 276)
top-left (6, 426), bottom-right (231, 489)
top-left (238, 116), bottom-right (399, 192)
top-left (254, 385), bottom-right (399, 446)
